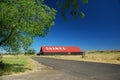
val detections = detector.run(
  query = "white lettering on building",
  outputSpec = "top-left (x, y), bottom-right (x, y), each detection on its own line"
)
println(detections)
top-left (45, 47), bottom-right (66, 50)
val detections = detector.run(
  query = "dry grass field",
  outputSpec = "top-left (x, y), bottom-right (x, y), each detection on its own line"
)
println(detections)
top-left (43, 51), bottom-right (120, 64)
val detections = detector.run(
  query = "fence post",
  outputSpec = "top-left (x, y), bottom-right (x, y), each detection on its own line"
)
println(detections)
top-left (82, 51), bottom-right (86, 58)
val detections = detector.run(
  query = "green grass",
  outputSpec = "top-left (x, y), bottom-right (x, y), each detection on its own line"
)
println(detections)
top-left (0, 55), bottom-right (35, 76)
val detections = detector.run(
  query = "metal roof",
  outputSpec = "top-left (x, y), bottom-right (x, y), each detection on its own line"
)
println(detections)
top-left (41, 46), bottom-right (83, 53)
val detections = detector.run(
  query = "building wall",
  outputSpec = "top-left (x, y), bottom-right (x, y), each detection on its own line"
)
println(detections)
top-left (71, 52), bottom-right (83, 55)
top-left (43, 52), bottom-right (68, 55)
top-left (40, 52), bottom-right (83, 55)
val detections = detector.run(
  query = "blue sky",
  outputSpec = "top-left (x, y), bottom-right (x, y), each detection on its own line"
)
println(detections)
top-left (33, 0), bottom-right (120, 52)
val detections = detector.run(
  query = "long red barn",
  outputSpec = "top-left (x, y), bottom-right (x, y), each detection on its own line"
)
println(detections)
top-left (38, 46), bottom-right (83, 55)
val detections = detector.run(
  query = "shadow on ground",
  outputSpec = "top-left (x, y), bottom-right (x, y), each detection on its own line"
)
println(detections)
top-left (0, 63), bottom-right (31, 76)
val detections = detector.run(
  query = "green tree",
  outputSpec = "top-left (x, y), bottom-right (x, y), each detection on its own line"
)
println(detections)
top-left (0, 0), bottom-right (88, 52)
top-left (0, 0), bottom-right (56, 52)
top-left (24, 48), bottom-right (36, 55)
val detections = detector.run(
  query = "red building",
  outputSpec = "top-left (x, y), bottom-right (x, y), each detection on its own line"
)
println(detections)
top-left (38, 46), bottom-right (83, 55)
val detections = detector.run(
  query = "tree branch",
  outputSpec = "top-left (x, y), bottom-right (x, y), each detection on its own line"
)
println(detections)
top-left (0, 27), bottom-right (15, 46)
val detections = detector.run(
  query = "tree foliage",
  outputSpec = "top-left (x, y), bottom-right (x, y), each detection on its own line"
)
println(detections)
top-left (57, 0), bottom-right (88, 19)
top-left (24, 48), bottom-right (36, 55)
top-left (0, 0), bottom-right (56, 52)
top-left (0, 0), bottom-right (88, 52)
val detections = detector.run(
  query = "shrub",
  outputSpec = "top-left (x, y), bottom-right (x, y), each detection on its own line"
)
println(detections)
top-left (24, 49), bottom-right (36, 55)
